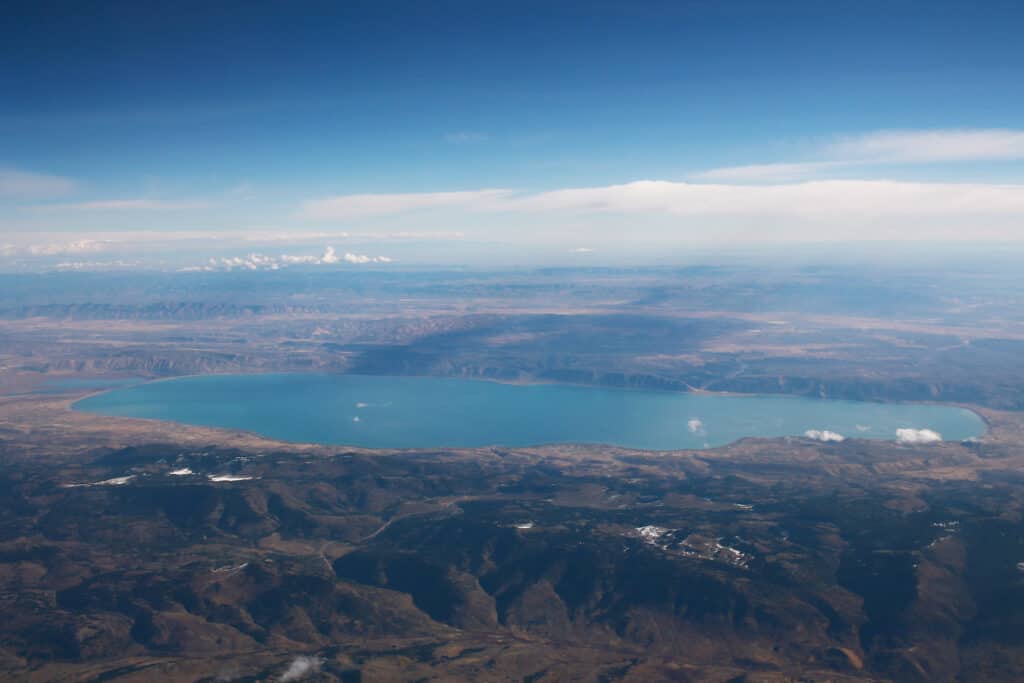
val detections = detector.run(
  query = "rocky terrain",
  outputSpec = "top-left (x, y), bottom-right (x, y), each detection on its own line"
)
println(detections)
top-left (2, 406), bottom-right (1024, 681)
top-left (3, 264), bottom-right (1024, 681)
top-left (3, 265), bottom-right (1024, 409)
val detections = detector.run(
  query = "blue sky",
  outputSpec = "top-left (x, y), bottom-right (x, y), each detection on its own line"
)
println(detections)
top-left (2, 0), bottom-right (1024, 268)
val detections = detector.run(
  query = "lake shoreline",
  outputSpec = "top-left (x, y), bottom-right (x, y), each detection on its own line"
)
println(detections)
top-left (72, 372), bottom-right (988, 451)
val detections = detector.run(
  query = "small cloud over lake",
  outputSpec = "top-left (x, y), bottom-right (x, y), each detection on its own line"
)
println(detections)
top-left (687, 418), bottom-right (704, 434)
top-left (896, 428), bottom-right (942, 444)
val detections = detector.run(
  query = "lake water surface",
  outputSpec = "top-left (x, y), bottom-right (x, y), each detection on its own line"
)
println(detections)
top-left (73, 373), bottom-right (986, 450)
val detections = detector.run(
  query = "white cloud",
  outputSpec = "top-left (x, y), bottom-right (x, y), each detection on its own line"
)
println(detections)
top-left (300, 189), bottom-right (512, 219)
top-left (343, 251), bottom-right (391, 264)
top-left (0, 167), bottom-right (76, 198)
top-left (522, 179), bottom-right (1024, 218)
top-left (27, 239), bottom-right (111, 256)
top-left (319, 245), bottom-right (340, 264)
top-left (804, 429), bottom-right (845, 442)
top-left (54, 260), bottom-right (139, 271)
top-left (828, 128), bottom-right (1024, 164)
top-left (342, 252), bottom-right (371, 264)
top-left (696, 129), bottom-right (1024, 182)
top-left (694, 161), bottom-right (848, 182)
top-left (687, 418), bottom-right (704, 434)
top-left (56, 199), bottom-right (209, 211)
top-left (279, 656), bottom-right (324, 682)
top-left (0, 240), bottom-right (142, 271)
top-left (203, 246), bottom-right (391, 271)
top-left (278, 254), bottom-right (321, 265)
top-left (211, 254), bottom-right (283, 271)
top-left (297, 180), bottom-right (1024, 230)
top-left (896, 428), bottom-right (942, 444)
top-left (570, 247), bottom-right (594, 253)
top-left (319, 246), bottom-right (389, 264)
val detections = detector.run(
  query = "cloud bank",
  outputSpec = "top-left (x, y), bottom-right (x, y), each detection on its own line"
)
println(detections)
top-left (829, 128), bottom-right (1024, 164)
top-left (298, 179), bottom-right (1024, 237)
top-left (696, 128), bottom-right (1024, 182)
top-left (8, 128), bottom-right (1024, 247)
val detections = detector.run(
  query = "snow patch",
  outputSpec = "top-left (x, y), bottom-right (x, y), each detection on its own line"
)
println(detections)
top-left (208, 474), bottom-right (255, 482)
top-left (279, 655), bottom-right (324, 682)
top-left (636, 525), bottom-right (670, 545)
top-left (63, 475), bottom-right (135, 488)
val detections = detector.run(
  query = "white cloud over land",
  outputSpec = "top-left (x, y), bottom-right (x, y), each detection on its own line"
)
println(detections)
top-left (279, 656), bottom-right (323, 682)
top-left (804, 429), bottom-right (845, 442)
top-left (198, 246), bottom-right (392, 272)
top-left (319, 245), bottom-right (391, 264)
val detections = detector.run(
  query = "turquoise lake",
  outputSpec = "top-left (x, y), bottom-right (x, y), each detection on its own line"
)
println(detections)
top-left (72, 373), bottom-right (987, 450)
